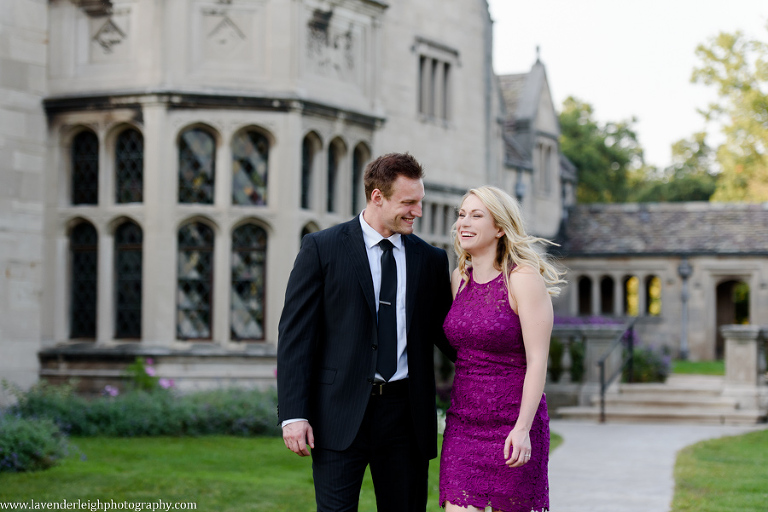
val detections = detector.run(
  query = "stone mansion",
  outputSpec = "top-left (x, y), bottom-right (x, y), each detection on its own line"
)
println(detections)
top-left (1, 0), bottom-right (764, 401)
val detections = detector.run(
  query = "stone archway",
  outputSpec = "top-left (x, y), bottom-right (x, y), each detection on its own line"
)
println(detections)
top-left (715, 279), bottom-right (750, 358)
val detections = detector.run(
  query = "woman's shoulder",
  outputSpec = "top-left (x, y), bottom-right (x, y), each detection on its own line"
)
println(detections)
top-left (508, 263), bottom-right (548, 299)
top-left (509, 263), bottom-right (540, 278)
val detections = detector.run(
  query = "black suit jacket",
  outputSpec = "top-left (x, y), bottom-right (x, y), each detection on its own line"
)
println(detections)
top-left (277, 217), bottom-right (455, 458)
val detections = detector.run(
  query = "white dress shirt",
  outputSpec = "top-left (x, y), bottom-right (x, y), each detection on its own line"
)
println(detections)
top-left (359, 212), bottom-right (409, 383)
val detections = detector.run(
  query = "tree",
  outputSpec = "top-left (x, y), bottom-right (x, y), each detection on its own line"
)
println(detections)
top-left (692, 26), bottom-right (768, 202)
top-left (629, 132), bottom-right (718, 202)
top-left (559, 96), bottom-right (644, 203)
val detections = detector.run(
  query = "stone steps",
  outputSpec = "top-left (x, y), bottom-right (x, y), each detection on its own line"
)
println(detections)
top-left (556, 374), bottom-right (767, 425)
top-left (556, 405), bottom-right (766, 425)
top-left (601, 393), bottom-right (738, 409)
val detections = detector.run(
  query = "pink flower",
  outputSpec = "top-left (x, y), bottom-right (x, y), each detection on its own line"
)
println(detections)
top-left (159, 378), bottom-right (175, 389)
top-left (103, 385), bottom-right (119, 397)
top-left (145, 358), bottom-right (154, 366)
top-left (145, 366), bottom-right (156, 377)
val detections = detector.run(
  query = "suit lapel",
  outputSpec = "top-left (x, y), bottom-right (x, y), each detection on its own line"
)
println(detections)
top-left (341, 219), bottom-right (377, 319)
top-left (404, 235), bottom-right (422, 334)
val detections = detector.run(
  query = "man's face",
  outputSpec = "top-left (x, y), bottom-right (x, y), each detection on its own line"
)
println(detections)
top-left (371, 176), bottom-right (424, 237)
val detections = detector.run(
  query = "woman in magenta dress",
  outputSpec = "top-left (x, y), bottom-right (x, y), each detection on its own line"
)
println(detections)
top-left (440, 186), bottom-right (565, 512)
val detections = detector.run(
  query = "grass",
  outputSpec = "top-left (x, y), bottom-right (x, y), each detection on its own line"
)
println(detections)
top-left (0, 433), bottom-right (563, 511)
top-left (671, 360), bottom-right (725, 375)
top-left (671, 429), bottom-right (768, 512)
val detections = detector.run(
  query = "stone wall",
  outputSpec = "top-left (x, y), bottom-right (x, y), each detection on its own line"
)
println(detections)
top-left (0, 0), bottom-right (47, 405)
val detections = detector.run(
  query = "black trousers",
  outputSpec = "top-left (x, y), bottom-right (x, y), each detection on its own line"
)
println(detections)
top-left (311, 391), bottom-right (429, 512)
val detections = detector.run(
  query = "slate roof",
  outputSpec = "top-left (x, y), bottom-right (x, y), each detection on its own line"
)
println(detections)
top-left (498, 73), bottom-right (528, 123)
top-left (560, 202), bottom-right (768, 256)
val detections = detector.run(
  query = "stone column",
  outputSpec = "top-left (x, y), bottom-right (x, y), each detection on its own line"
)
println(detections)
top-left (613, 274), bottom-right (624, 316)
top-left (578, 325), bottom-right (626, 406)
top-left (591, 277), bottom-right (600, 316)
top-left (720, 325), bottom-right (768, 410)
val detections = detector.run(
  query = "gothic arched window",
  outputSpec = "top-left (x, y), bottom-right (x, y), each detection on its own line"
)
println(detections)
top-left (232, 130), bottom-right (269, 206)
top-left (177, 222), bottom-right (214, 339)
top-left (115, 221), bottom-right (143, 338)
top-left (301, 136), bottom-right (314, 210)
top-left (72, 131), bottom-right (99, 205)
top-left (179, 128), bottom-right (216, 204)
top-left (115, 129), bottom-right (143, 203)
top-left (70, 222), bottom-right (98, 338)
top-left (231, 224), bottom-right (267, 341)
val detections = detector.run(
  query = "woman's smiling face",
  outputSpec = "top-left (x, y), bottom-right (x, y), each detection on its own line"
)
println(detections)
top-left (456, 193), bottom-right (503, 255)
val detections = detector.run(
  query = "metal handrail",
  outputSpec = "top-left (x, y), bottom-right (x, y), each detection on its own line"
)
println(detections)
top-left (597, 318), bottom-right (638, 423)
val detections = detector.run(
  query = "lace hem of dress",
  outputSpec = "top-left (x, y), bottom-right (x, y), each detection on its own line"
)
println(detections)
top-left (440, 491), bottom-right (549, 512)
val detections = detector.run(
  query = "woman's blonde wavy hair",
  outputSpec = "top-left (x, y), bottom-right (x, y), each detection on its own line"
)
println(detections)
top-left (452, 186), bottom-right (567, 297)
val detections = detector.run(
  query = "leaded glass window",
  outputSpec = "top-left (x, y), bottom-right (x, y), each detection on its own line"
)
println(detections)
top-left (179, 129), bottom-right (216, 204)
top-left (231, 224), bottom-right (267, 341)
top-left (301, 137), bottom-right (313, 209)
top-left (116, 129), bottom-right (143, 203)
top-left (327, 144), bottom-right (338, 213)
top-left (115, 221), bottom-right (142, 338)
top-left (72, 131), bottom-right (99, 205)
top-left (177, 223), bottom-right (214, 339)
top-left (70, 222), bottom-right (98, 338)
top-left (232, 131), bottom-right (269, 206)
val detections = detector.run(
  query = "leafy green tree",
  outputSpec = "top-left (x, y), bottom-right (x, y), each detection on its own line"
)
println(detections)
top-left (559, 96), bottom-right (644, 203)
top-left (630, 132), bottom-right (718, 202)
top-left (692, 27), bottom-right (768, 201)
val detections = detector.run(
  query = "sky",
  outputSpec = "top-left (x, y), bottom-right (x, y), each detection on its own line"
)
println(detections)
top-left (486, 0), bottom-right (768, 170)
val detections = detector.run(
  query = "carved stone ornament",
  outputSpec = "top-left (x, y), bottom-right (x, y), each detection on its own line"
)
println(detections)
top-left (93, 18), bottom-right (127, 53)
top-left (306, 9), bottom-right (356, 81)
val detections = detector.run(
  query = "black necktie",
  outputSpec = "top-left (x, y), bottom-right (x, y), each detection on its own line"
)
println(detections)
top-left (377, 239), bottom-right (397, 381)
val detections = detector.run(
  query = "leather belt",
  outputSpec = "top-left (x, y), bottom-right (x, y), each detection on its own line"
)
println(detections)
top-left (371, 378), bottom-right (409, 396)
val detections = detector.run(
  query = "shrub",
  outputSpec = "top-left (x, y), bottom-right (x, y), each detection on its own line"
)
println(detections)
top-left (7, 381), bottom-right (281, 438)
top-left (125, 357), bottom-right (174, 392)
top-left (0, 414), bottom-right (68, 473)
top-left (624, 346), bottom-right (670, 383)
top-left (548, 337), bottom-right (585, 383)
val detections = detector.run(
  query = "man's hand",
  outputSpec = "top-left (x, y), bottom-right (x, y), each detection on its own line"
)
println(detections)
top-left (283, 420), bottom-right (315, 456)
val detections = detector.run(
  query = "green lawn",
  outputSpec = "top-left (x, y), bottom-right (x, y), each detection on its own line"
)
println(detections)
top-left (0, 433), bottom-right (563, 511)
top-left (671, 360), bottom-right (725, 375)
top-left (671, 429), bottom-right (768, 512)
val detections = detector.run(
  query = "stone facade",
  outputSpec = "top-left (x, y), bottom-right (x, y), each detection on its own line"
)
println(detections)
top-left (557, 202), bottom-right (768, 361)
top-left (0, 0), bottom-right (48, 404)
top-left (0, 0), bottom-right (570, 400)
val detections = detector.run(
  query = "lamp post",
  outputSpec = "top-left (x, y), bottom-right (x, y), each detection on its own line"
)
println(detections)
top-left (677, 257), bottom-right (693, 360)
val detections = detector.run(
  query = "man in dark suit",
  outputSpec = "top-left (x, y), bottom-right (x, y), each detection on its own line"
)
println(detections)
top-left (277, 152), bottom-right (455, 511)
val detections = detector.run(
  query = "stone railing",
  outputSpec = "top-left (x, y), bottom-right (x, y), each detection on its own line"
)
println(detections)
top-left (548, 324), bottom-right (627, 408)
top-left (719, 325), bottom-right (768, 410)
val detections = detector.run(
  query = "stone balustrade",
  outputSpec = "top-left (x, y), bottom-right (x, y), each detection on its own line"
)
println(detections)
top-left (549, 324), bottom-right (627, 407)
top-left (719, 325), bottom-right (768, 410)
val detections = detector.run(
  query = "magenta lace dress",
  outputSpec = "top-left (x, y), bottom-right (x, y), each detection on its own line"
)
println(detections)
top-left (440, 269), bottom-right (549, 512)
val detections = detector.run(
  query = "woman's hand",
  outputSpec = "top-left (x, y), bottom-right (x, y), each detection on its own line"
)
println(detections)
top-left (504, 426), bottom-right (532, 467)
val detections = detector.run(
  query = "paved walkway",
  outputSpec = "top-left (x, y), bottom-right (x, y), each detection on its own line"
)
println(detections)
top-left (548, 420), bottom-right (766, 512)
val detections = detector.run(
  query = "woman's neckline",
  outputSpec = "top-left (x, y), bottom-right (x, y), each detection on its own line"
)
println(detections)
top-left (470, 268), bottom-right (503, 285)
